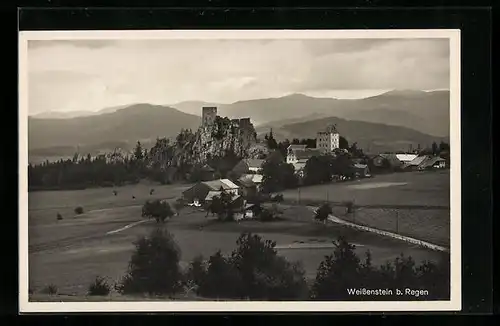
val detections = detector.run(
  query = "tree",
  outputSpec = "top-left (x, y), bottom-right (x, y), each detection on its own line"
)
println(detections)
top-left (315, 203), bottom-right (332, 224)
top-left (339, 136), bottom-right (349, 150)
top-left (134, 141), bottom-right (144, 161)
top-left (277, 139), bottom-right (291, 158)
top-left (261, 154), bottom-right (298, 193)
top-left (142, 200), bottom-right (174, 223)
top-left (173, 198), bottom-right (185, 216)
top-left (116, 228), bottom-right (183, 295)
top-left (439, 141), bottom-right (450, 152)
top-left (431, 141), bottom-right (439, 156)
top-left (304, 155), bottom-right (333, 185)
top-left (311, 237), bottom-right (361, 300)
top-left (197, 250), bottom-right (241, 298)
top-left (207, 189), bottom-right (236, 222)
top-left (266, 129), bottom-right (278, 150)
top-left (331, 153), bottom-right (354, 178)
top-left (349, 142), bottom-right (365, 158)
top-left (230, 233), bottom-right (307, 299)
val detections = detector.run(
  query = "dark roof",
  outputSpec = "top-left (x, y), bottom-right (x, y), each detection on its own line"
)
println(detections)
top-left (244, 159), bottom-right (265, 169)
top-left (237, 177), bottom-right (256, 188)
top-left (378, 153), bottom-right (402, 166)
top-left (294, 149), bottom-right (323, 160)
top-left (200, 164), bottom-right (215, 172)
top-left (202, 179), bottom-right (239, 191)
top-left (406, 155), bottom-right (431, 167)
top-left (419, 156), bottom-right (446, 168)
top-left (287, 144), bottom-right (307, 150)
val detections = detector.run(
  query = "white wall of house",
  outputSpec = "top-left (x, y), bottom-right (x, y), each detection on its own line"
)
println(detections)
top-left (286, 152), bottom-right (297, 164)
top-left (316, 131), bottom-right (340, 152)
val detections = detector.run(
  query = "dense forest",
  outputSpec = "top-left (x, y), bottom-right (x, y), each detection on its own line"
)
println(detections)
top-left (28, 122), bottom-right (450, 192)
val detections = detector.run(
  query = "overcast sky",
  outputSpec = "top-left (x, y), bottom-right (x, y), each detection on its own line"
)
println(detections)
top-left (27, 38), bottom-right (450, 115)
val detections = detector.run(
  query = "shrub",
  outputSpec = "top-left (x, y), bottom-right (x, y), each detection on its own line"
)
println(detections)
top-left (41, 284), bottom-right (58, 295)
top-left (258, 204), bottom-right (282, 222)
top-left (193, 233), bottom-right (308, 300)
top-left (310, 237), bottom-right (451, 301)
top-left (197, 250), bottom-right (241, 298)
top-left (88, 276), bottom-right (111, 296)
top-left (344, 200), bottom-right (355, 213)
top-left (173, 198), bottom-right (185, 215)
top-left (184, 255), bottom-right (207, 291)
top-left (271, 194), bottom-right (284, 203)
top-left (56, 213), bottom-right (63, 220)
top-left (142, 199), bottom-right (174, 223)
top-left (116, 228), bottom-right (183, 296)
top-left (74, 206), bottom-right (84, 215)
top-left (311, 237), bottom-right (361, 300)
top-left (315, 203), bottom-right (332, 223)
top-left (259, 208), bottom-right (275, 222)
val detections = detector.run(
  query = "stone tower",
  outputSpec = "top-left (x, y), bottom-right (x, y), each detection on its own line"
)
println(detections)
top-left (202, 107), bottom-right (217, 126)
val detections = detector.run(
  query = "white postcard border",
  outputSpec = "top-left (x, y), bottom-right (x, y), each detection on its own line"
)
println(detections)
top-left (18, 29), bottom-right (461, 313)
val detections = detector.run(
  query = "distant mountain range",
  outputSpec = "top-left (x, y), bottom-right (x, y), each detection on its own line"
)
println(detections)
top-left (28, 90), bottom-right (450, 159)
top-left (30, 104), bottom-right (133, 119)
top-left (28, 104), bottom-right (201, 153)
top-left (256, 116), bottom-right (448, 155)
top-left (167, 89), bottom-right (449, 137)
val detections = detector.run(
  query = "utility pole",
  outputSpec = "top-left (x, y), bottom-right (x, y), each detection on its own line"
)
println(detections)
top-left (298, 187), bottom-right (301, 204)
top-left (396, 210), bottom-right (399, 233)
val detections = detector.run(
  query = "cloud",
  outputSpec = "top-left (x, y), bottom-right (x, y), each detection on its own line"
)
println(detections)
top-left (27, 38), bottom-right (450, 114)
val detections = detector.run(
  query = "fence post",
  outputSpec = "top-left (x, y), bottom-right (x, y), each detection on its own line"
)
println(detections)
top-left (396, 210), bottom-right (399, 233)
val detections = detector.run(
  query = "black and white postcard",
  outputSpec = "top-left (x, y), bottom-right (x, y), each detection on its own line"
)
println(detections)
top-left (19, 29), bottom-right (461, 312)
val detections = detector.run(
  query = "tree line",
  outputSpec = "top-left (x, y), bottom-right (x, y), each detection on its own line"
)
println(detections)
top-left (74, 227), bottom-right (450, 301)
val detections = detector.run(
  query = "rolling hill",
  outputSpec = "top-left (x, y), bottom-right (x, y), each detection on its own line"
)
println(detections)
top-left (205, 90), bottom-right (449, 137)
top-left (28, 104), bottom-right (201, 152)
top-left (255, 116), bottom-right (448, 154)
top-left (28, 89), bottom-right (450, 159)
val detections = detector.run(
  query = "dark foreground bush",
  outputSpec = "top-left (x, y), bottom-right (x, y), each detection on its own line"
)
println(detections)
top-left (41, 284), bottom-right (58, 295)
top-left (74, 206), bottom-right (84, 215)
top-left (88, 276), bottom-right (111, 296)
top-left (116, 228), bottom-right (183, 296)
top-left (190, 233), bottom-right (308, 300)
top-left (311, 237), bottom-right (450, 300)
top-left (56, 213), bottom-right (63, 220)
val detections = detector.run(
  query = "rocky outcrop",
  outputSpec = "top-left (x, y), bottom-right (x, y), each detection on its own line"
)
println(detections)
top-left (192, 116), bottom-right (257, 162)
top-left (146, 116), bottom-right (258, 171)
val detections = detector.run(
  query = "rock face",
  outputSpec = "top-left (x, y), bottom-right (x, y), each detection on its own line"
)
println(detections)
top-left (146, 115), bottom-right (258, 172)
top-left (193, 116), bottom-right (257, 162)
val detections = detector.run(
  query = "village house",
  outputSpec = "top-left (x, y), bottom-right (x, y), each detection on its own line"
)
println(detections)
top-left (231, 158), bottom-right (265, 177)
top-left (369, 153), bottom-right (403, 172)
top-left (404, 155), bottom-right (447, 170)
top-left (395, 153), bottom-right (418, 164)
top-left (198, 164), bottom-right (216, 181)
top-left (239, 173), bottom-right (263, 191)
top-left (286, 144), bottom-right (322, 165)
top-left (235, 177), bottom-right (258, 199)
top-left (182, 178), bottom-right (239, 204)
top-left (351, 163), bottom-right (371, 178)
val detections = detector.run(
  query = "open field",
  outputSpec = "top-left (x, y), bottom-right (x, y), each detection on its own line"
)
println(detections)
top-left (283, 170), bottom-right (451, 247)
top-left (283, 170), bottom-right (450, 207)
top-left (27, 179), bottom-right (447, 300)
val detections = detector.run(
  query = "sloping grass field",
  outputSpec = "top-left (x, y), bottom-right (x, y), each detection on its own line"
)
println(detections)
top-left (26, 171), bottom-right (451, 301)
